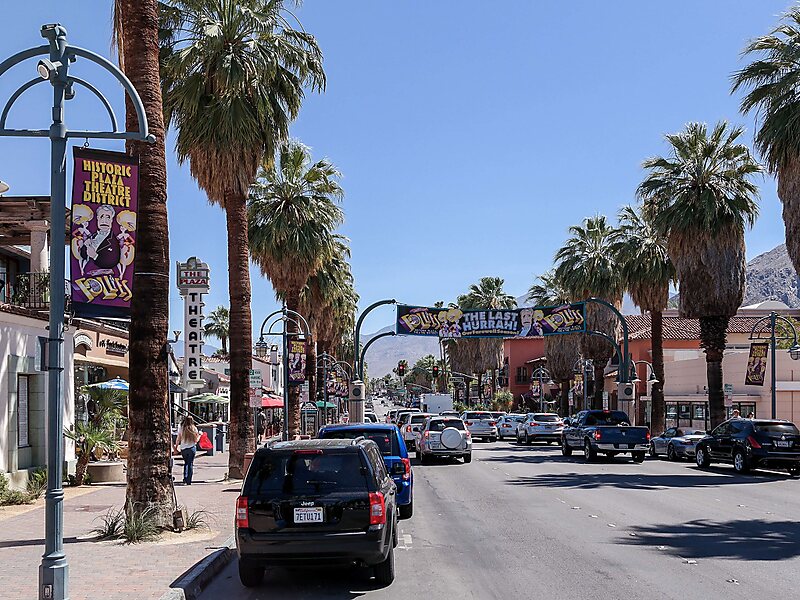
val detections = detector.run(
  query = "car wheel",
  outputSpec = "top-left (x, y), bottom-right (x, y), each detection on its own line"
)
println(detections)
top-left (399, 498), bottom-right (413, 520)
top-left (695, 446), bottom-right (711, 468)
top-left (632, 451), bottom-right (645, 463)
top-left (516, 431), bottom-right (522, 444)
top-left (463, 453), bottom-right (472, 463)
top-left (667, 444), bottom-right (678, 462)
top-left (238, 560), bottom-right (264, 588)
top-left (561, 437), bottom-right (572, 456)
top-left (524, 431), bottom-right (531, 445)
top-left (649, 442), bottom-right (657, 458)
top-left (583, 439), bottom-right (596, 462)
top-left (733, 448), bottom-right (751, 474)
top-left (374, 545), bottom-right (395, 585)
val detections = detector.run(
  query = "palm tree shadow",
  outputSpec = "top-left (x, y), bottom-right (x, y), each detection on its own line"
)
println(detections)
top-left (505, 471), bottom-right (782, 491)
top-left (620, 519), bottom-right (800, 561)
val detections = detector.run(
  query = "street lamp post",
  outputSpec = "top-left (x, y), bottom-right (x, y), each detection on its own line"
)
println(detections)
top-left (359, 330), bottom-right (395, 380)
top-left (749, 311), bottom-right (800, 419)
top-left (255, 306), bottom-right (311, 441)
top-left (0, 24), bottom-right (153, 600)
top-left (573, 358), bottom-right (593, 412)
top-left (631, 360), bottom-right (659, 426)
top-left (530, 366), bottom-right (554, 413)
top-left (353, 298), bottom-right (396, 378)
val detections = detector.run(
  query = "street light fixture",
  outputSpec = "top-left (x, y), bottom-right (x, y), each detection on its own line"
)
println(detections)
top-left (0, 179), bottom-right (9, 194)
top-left (254, 338), bottom-right (269, 360)
top-left (37, 58), bottom-right (62, 80)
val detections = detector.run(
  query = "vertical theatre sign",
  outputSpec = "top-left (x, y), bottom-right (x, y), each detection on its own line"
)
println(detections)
top-left (70, 148), bottom-right (139, 317)
top-left (177, 257), bottom-right (210, 390)
top-left (745, 342), bottom-right (769, 386)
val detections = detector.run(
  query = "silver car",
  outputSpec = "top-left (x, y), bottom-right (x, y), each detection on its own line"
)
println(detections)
top-left (649, 427), bottom-right (707, 460)
top-left (418, 417), bottom-right (472, 463)
top-left (496, 414), bottom-right (526, 440)
top-left (401, 413), bottom-right (434, 451)
top-left (517, 413), bottom-right (564, 444)
top-left (460, 411), bottom-right (498, 442)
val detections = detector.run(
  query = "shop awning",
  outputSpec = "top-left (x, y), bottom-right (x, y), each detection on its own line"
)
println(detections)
top-left (262, 395), bottom-right (284, 408)
top-left (186, 393), bottom-right (229, 404)
top-left (169, 381), bottom-right (187, 394)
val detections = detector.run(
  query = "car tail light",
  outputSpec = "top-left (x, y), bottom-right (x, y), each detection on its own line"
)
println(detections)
top-left (489, 421), bottom-right (496, 426)
top-left (369, 492), bottom-right (386, 526)
top-left (405, 425), bottom-right (412, 433)
top-left (529, 422), bottom-right (536, 427)
top-left (594, 430), bottom-right (602, 440)
top-left (236, 496), bottom-right (249, 528)
top-left (465, 421), bottom-right (473, 426)
top-left (401, 457), bottom-right (411, 481)
top-left (423, 430), bottom-right (430, 439)
top-left (465, 430), bottom-right (471, 439)
top-left (747, 435), bottom-right (761, 449)
top-left (294, 449), bottom-right (323, 455)
top-left (646, 431), bottom-right (651, 442)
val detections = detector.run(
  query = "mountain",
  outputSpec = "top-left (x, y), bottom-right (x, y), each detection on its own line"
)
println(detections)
top-left (742, 244), bottom-right (800, 308)
top-left (361, 325), bottom-right (440, 378)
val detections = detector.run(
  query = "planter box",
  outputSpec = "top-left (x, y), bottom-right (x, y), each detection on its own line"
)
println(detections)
top-left (86, 461), bottom-right (125, 483)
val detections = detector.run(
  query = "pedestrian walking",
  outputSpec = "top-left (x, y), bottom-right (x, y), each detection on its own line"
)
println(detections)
top-left (257, 408), bottom-right (267, 443)
top-left (732, 409), bottom-right (741, 419)
top-left (175, 416), bottom-right (201, 485)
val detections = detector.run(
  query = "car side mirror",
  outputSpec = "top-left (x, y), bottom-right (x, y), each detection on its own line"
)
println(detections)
top-left (563, 418), bottom-right (570, 426)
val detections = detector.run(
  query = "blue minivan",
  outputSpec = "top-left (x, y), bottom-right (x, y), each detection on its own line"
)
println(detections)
top-left (318, 423), bottom-right (414, 519)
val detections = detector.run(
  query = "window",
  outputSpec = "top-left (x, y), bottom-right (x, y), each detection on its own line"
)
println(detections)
top-left (18, 375), bottom-right (30, 447)
top-left (693, 405), bottom-right (706, 420)
top-left (666, 405), bottom-right (678, 419)
top-left (679, 404), bottom-right (691, 419)
top-left (246, 451), bottom-right (368, 495)
top-left (664, 428), bottom-right (676, 437)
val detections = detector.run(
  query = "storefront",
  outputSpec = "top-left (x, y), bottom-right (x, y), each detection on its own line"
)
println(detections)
top-left (662, 397), bottom-right (759, 432)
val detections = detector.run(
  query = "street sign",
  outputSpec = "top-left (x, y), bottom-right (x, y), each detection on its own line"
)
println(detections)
top-left (568, 391), bottom-right (574, 406)
top-left (602, 391), bottom-right (609, 410)
top-left (249, 369), bottom-right (263, 389)
top-left (249, 388), bottom-right (261, 408)
top-left (724, 383), bottom-right (734, 407)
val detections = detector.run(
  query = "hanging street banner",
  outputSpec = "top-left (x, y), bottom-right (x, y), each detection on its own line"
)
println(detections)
top-left (745, 342), bottom-right (769, 386)
top-left (288, 340), bottom-right (308, 386)
top-left (395, 303), bottom-right (586, 338)
top-left (70, 148), bottom-right (139, 317)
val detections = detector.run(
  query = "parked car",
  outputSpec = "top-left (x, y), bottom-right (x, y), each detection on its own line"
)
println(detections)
top-left (561, 410), bottom-right (650, 462)
top-left (496, 414), bottom-right (526, 440)
top-left (317, 423), bottom-right (414, 519)
top-left (649, 427), bottom-right (706, 460)
top-left (695, 418), bottom-right (800, 475)
top-left (364, 412), bottom-right (379, 423)
top-left (401, 413), bottom-right (435, 451)
top-left (460, 411), bottom-right (498, 442)
top-left (418, 417), bottom-right (472, 464)
top-left (516, 413), bottom-right (564, 445)
top-left (236, 438), bottom-right (398, 587)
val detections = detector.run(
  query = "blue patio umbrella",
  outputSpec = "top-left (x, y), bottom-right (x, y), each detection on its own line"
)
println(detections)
top-left (88, 377), bottom-right (129, 391)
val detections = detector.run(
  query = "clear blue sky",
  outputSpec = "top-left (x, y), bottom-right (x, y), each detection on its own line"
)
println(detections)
top-left (0, 1), bottom-right (791, 337)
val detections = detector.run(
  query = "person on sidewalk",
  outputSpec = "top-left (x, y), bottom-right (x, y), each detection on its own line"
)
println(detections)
top-left (257, 408), bottom-right (267, 443)
top-left (175, 416), bottom-right (201, 485)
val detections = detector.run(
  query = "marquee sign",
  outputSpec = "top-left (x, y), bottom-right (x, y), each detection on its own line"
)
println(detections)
top-left (177, 257), bottom-right (210, 390)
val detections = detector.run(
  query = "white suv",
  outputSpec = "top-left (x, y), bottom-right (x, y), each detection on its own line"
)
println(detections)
top-left (516, 413), bottom-right (564, 445)
top-left (418, 417), bottom-right (472, 464)
top-left (401, 413), bottom-right (434, 451)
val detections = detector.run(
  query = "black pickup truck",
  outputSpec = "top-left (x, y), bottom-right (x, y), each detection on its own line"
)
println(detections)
top-left (561, 410), bottom-right (650, 463)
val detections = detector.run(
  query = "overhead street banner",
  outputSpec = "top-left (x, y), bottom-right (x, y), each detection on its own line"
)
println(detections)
top-left (745, 342), bottom-right (768, 386)
top-left (70, 147), bottom-right (139, 317)
top-left (395, 303), bottom-right (585, 338)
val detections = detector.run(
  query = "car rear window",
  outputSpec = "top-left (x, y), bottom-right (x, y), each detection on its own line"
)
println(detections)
top-left (754, 422), bottom-right (800, 435)
top-left (246, 451), bottom-right (369, 496)
top-left (533, 414), bottom-right (559, 422)
top-left (410, 415), bottom-right (431, 424)
top-left (465, 412), bottom-right (492, 420)
top-left (429, 419), bottom-right (465, 431)
top-left (319, 429), bottom-right (400, 456)
top-left (585, 411), bottom-right (631, 426)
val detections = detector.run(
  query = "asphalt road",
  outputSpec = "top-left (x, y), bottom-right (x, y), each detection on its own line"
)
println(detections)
top-left (201, 426), bottom-right (800, 599)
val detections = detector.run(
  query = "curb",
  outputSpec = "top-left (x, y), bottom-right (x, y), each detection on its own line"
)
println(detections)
top-left (159, 536), bottom-right (235, 600)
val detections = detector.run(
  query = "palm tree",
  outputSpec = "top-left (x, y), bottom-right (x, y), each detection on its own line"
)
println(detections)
top-left (732, 7), bottom-right (800, 276)
top-left (638, 121), bottom-right (762, 428)
top-left (457, 277), bottom-right (517, 400)
top-left (159, 1), bottom-right (325, 476)
top-left (113, 0), bottom-right (173, 517)
top-left (554, 215), bottom-right (624, 409)
top-left (204, 306), bottom-right (230, 355)
top-left (611, 205), bottom-right (675, 433)
top-left (249, 142), bottom-right (344, 437)
top-left (527, 271), bottom-right (580, 416)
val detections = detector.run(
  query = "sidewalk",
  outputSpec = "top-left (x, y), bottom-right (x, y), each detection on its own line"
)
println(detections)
top-left (0, 451), bottom-right (240, 600)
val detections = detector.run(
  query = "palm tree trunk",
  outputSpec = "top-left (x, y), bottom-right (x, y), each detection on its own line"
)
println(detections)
top-left (75, 447), bottom-right (90, 486)
top-left (779, 163), bottom-right (800, 278)
top-left (593, 364), bottom-right (605, 410)
top-left (307, 341), bottom-right (317, 426)
top-left (225, 191), bottom-right (253, 479)
top-left (285, 292), bottom-right (302, 439)
top-left (650, 310), bottom-right (666, 433)
top-left (700, 316), bottom-right (728, 429)
top-left (119, 0), bottom-right (172, 520)
top-left (221, 336), bottom-right (228, 355)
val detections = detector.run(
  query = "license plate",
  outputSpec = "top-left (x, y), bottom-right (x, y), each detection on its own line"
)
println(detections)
top-left (544, 425), bottom-right (553, 429)
top-left (430, 442), bottom-right (441, 449)
top-left (294, 507), bottom-right (323, 523)
top-left (777, 440), bottom-right (791, 448)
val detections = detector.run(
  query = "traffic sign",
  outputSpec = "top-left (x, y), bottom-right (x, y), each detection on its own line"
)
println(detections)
top-left (248, 388), bottom-right (261, 408)
top-left (249, 369), bottom-right (263, 389)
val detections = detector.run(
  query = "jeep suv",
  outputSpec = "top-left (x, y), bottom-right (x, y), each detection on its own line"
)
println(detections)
top-left (235, 438), bottom-right (398, 587)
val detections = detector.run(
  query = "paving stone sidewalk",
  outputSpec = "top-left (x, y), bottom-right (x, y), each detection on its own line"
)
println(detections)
top-left (0, 451), bottom-right (241, 600)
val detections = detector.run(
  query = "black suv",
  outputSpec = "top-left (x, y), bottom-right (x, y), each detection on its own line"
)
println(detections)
top-left (235, 438), bottom-right (398, 587)
top-left (695, 418), bottom-right (800, 475)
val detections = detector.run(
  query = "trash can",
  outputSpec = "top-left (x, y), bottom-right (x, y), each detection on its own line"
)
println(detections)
top-left (215, 425), bottom-right (225, 452)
